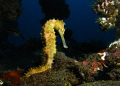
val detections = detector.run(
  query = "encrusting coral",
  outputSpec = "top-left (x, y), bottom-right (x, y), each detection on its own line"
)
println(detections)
top-left (92, 0), bottom-right (120, 39)
top-left (92, 0), bottom-right (120, 31)
top-left (25, 19), bottom-right (68, 77)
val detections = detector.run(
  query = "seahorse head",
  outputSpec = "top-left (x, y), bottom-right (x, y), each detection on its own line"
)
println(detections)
top-left (53, 19), bottom-right (68, 48)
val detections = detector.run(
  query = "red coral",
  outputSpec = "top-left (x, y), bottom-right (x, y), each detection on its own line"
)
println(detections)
top-left (82, 61), bottom-right (103, 74)
top-left (0, 70), bottom-right (24, 85)
top-left (113, 51), bottom-right (120, 58)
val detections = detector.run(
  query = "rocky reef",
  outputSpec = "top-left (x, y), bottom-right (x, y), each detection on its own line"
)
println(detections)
top-left (0, 36), bottom-right (120, 86)
top-left (18, 39), bottom-right (120, 85)
top-left (0, 0), bottom-right (23, 42)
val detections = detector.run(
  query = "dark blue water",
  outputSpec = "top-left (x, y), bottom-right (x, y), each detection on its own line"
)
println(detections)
top-left (8, 0), bottom-right (115, 46)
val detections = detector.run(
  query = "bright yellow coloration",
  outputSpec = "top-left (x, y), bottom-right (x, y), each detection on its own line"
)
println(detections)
top-left (26, 19), bottom-right (68, 77)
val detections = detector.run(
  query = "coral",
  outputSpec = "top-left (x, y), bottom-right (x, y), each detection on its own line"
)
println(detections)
top-left (82, 61), bottom-right (103, 74)
top-left (109, 39), bottom-right (120, 47)
top-left (25, 19), bottom-right (68, 77)
top-left (92, 0), bottom-right (120, 31)
top-left (0, 70), bottom-right (24, 85)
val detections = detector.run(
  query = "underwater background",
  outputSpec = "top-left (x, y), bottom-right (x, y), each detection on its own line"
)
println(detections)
top-left (1, 0), bottom-right (120, 85)
top-left (8, 0), bottom-right (115, 46)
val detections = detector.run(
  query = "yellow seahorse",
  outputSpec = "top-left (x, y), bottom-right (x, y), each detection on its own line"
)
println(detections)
top-left (26, 19), bottom-right (68, 77)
